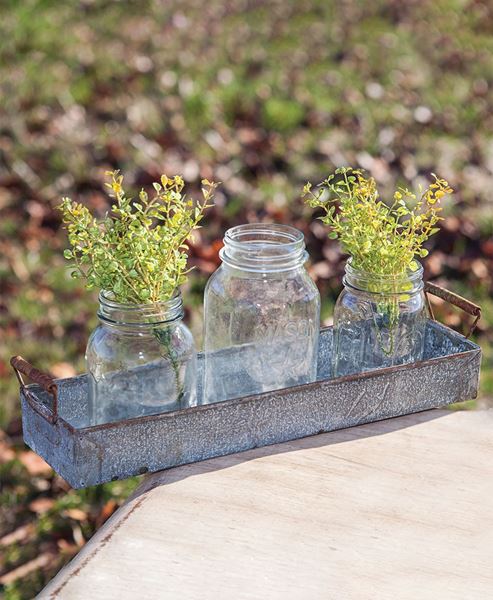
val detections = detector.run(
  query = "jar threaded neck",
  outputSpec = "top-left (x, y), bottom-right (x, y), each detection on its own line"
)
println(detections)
top-left (220, 223), bottom-right (307, 272)
top-left (98, 290), bottom-right (184, 326)
top-left (344, 260), bottom-right (424, 294)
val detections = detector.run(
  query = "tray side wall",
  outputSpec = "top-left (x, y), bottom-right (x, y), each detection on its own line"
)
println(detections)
top-left (72, 348), bottom-right (481, 487)
top-left (21, 393), bottom-right (78, 485)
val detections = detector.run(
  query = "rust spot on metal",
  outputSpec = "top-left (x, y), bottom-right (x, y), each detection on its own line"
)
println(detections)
top-left (425, 281), bottom-right (481, 338)
top-left (11, 356), bottom-right (59, 423)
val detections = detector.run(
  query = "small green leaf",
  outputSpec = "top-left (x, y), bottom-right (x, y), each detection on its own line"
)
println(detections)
top-left (57, 171), bottom-right (218, 303)
top-left (301, 167), bottom-right (452, 275)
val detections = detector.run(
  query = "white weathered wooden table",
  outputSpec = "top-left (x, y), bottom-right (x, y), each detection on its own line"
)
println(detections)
top-left (40, 409), bottom-right (493, 599)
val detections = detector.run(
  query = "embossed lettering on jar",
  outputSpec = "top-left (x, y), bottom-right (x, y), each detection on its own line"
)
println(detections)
top-left (333, 260), bottom-right (427, 378)
top-left (203, 224), bottom-right (321, 403)
top-left (86, 291), bottom-right (196, 425)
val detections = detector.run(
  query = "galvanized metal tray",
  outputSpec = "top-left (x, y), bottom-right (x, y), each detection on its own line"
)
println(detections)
top-left (11, 283), bottom-right (482, 488)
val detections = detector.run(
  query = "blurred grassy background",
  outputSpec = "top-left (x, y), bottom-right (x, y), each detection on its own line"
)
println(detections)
top-left (0, 0), bottom-right (492, 596)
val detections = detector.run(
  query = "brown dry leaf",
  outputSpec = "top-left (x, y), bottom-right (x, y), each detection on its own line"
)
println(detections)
top-left (0, 359), bottom-right (9, 377)
top-left (57, 538), bottom-right (78, 554)
top-left (95, 499), bottom-right (118, 528)
top-left (0, 431), bottom-right (15, 463)
top-left (72, 524), bottom-right (85, 547)
top-left (29, 497), bottom-right (55, 514)
top-left (444, 312), bottom-right (462, 328)
top-left (19, 450), bottom-right (52, 476)
top-left (100, 499), bottom-right (117, 521)
top-left (195, 258), bottom-right (218, 274)
top-left (0, 442), bottom-right (15, 465)
top-left (0, 551), bottom-right (57, 585)
top-left (471, 259), bottom-right (489, 280)
top-left (52, 474), bottom-right (72, 493)
top-left (50, 362), bottom-right (76, 379)
top-left (309, 261), bottom-right (332, 280)
top-left (192, 239), bottom-right (223, 262)
top-left (0, 523), bottom-right (35, 547)
top-left (64, 508), bottom-right (87, 521)
top-left (426, 253), bottom-right (444, 277)
top-left (482, 239), bottom-right (493, 257)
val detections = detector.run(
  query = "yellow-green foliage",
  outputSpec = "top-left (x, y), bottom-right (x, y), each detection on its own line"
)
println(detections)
top-left (59, 172), bottom-right (218, 304)
top-left (303, 167), bottom-right (453, 275)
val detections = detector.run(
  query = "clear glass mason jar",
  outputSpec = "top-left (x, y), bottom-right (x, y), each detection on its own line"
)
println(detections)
top-left (86, 291), bottom-right (196, 425)
top-left (332, 260), bottom-right (427, 377)
top-left (203, 223), bottom-right (321, 404)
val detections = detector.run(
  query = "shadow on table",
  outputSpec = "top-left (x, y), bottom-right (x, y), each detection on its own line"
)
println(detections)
top-left (130, 408), bottom-right (454, 501)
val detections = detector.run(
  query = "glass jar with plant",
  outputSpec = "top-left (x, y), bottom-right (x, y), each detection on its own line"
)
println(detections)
top-left (59, 172), bottom-right (217, 425)
top-left (303, 167), bottom-right (453, 377)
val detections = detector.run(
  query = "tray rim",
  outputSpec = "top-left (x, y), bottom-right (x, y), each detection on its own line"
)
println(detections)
top-left (22, 320), bottom-right (481, 435)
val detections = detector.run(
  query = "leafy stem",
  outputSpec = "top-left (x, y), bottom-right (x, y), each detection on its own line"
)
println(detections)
top-left (152, 325), bottom-right (184, 402)
top-left (302, 167), bottom-right (453, 276)
top-left (59, 172), bottom-right (219, 304)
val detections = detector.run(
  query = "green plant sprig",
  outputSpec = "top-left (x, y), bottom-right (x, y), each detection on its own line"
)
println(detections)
top-left (59, 172), bottom-right (218, 304)
top-left (302, 167), bottom-right (453, 275)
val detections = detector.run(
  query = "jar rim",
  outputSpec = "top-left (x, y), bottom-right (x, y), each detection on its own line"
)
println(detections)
top-left (224, 223), bottom-right (304, 249)
top-left (344, 258), bottom-right (424, 293)
top-left (99, 289), bottom-right (181, 309)
top-left (221, 223), bottom-right (307, 272)
top-left (98, 289), bottom-right (184, 326)
top-left (345, 258), bottom-right (423, 280)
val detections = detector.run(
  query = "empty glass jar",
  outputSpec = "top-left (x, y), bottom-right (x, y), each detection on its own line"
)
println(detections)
top-left (332, 260), bottom-right (427, 377)
top-left (86, 291), bottom-right (196, 425)
top-left (203, 223), bottom-right (320, 404)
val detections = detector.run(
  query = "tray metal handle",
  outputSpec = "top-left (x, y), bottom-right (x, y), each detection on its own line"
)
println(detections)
top-left (424, 282), bottom-right (481, 338)
top-left (10, 356), bottom-right (58, 423)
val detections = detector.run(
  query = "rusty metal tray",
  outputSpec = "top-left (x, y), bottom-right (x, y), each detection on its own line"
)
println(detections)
top-left (11, 283), bottom-right (482, 489)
